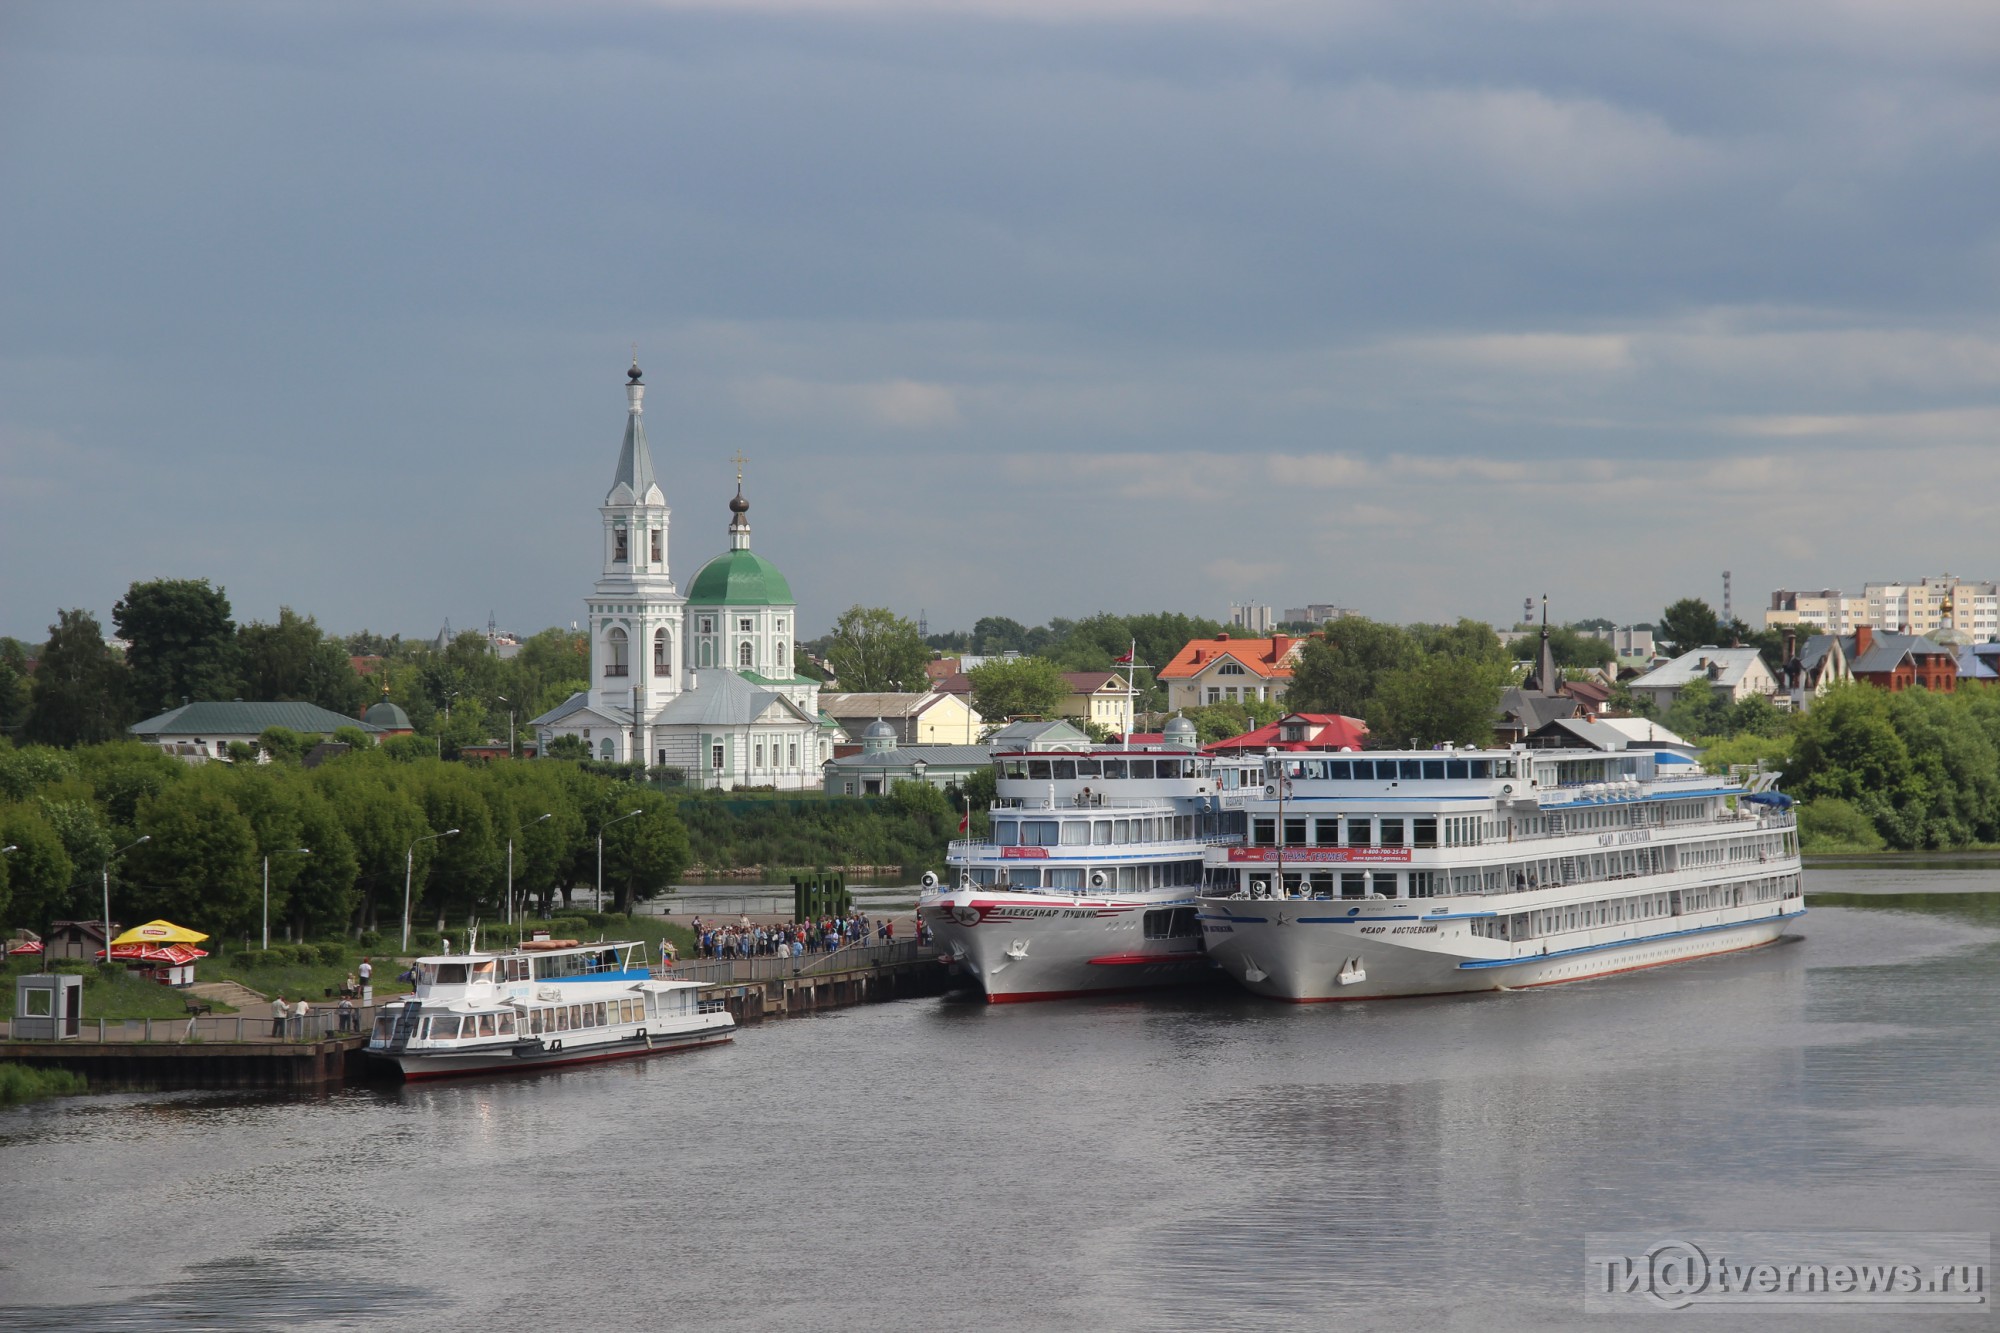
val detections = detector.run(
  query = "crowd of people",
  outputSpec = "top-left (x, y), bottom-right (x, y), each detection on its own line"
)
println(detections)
top-left (682, 911), bottom-right (930, 960)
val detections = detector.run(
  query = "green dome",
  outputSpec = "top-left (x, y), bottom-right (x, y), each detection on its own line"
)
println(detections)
top-left (686, 549), bottom-right (793, 606)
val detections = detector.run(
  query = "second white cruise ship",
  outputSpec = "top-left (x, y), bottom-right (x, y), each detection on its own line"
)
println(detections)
top-left (1199, 743), bottom-right (1804, 1001)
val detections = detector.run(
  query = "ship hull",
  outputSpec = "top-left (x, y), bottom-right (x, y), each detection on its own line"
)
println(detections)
top-left (923, 892), bottom-right (1211, 1002)
top-left (1200, 898), bottom-right (1804, 1002)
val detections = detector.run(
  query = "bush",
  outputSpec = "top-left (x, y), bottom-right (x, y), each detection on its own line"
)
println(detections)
top-left (1799, 798), bottom-right (1887, 854)
top-left (356, 930), bottom-right (382, 950)
top-left (0, 1063), bottom-right (88, 1106)
top-left (317, 943), bottom-right (347, 966)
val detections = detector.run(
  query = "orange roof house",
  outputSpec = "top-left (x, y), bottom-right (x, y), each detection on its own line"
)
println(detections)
top-left (1157, 633), bottom-right (1312, 711)
top-left (1206, 712), bottom-right (1368, 754)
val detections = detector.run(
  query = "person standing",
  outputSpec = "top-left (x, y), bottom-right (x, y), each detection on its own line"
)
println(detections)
top-left (337, 996), bottom-right (356, 1032)
top-left (270, 994), bottom-right (289, 1038)
top-left (294, 997), bottom-right (311, 1039)
top-left (358, 956), bottom-right (373, 1006)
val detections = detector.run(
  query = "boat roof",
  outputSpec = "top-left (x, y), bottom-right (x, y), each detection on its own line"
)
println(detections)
top-left (412, 939), bottom-right (646, 966)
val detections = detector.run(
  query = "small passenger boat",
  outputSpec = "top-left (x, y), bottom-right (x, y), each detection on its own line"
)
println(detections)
top-left (366, 937), bottom-right (734, 1080)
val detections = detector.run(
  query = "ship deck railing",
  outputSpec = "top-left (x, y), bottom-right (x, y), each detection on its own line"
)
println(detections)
top-left (948, 833), bottom-right (1238, 858)
top-left (989, 795), bottom-right (1214, 811)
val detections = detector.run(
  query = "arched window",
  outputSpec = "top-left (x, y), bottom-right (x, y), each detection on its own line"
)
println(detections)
top-left (653, 628), bottom-right (669, 671)
top-left (604, 626), bottom-right (629, 677)
top-left (612, 526), bottom-right (628, 563)
top-left (739, 641), bottom-right (753, 668)
top-left (775, 641), bottom-right (787, 668)
top-left (600, 738), bottom-right (615, 760)
top-left (699, 639), bottom-right (713, 668)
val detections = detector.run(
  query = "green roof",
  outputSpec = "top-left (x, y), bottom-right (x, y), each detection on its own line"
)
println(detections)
top-left (686, 549), bottom-right (793, 607)
top-left (130, 701), bottom-right (382, 737)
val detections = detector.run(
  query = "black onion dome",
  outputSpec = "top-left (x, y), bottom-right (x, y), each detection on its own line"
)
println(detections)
top-left (729, 485), bottom-right (750, 515)
top-left (628, 362), bottom-right (643, 383)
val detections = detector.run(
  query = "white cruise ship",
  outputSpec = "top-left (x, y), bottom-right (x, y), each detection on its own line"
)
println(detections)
top-left (919, 719), bottom-right (1260, 1002)
top-left (1198, 745), bottom-right (1803, 1001)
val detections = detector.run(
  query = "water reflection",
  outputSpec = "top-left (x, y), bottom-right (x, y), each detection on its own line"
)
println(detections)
top-left (0, 886), bottom-right (1995, 1333)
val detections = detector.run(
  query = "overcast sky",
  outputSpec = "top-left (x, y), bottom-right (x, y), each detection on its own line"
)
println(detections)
top-left (4, 0), bottom-right (1998, 643)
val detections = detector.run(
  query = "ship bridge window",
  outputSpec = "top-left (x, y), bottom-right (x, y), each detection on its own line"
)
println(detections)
top-left (1001, 761), bottom-right (1026, 779)
top-left (1075, 759), bottom-right (1101, 778)
top-left (1027, 760), bottom-right (1053, 779)
top-left (424, 1016), bottom-right (462, 1040)
top-left (1129, 760), bottom-right (1156, 779)
top-left (417, 963), bottom-right (468, 987)
top-left (1053, 760), bottom-right (1077, 780)
top-left (1327, 761), bottom-right (1351, 779)
top-left (1400, 761), bottom-right (1424, 780)
top-left (1143, 907), bottom-right (1200, 939)
top-left (1447, 760), bottom-right (1469, 779)
top-left (1423, 760), bottom-right (1445, 780)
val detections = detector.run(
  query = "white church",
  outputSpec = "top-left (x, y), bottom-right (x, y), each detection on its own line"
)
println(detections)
top-left (529, 362), bottom-right (839, 789)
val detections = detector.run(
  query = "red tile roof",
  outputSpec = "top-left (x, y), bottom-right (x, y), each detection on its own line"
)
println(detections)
top-left (1158, 633), bottom-right (1310, 680)
top-left (1205, 713), bottom-right (1368, 753)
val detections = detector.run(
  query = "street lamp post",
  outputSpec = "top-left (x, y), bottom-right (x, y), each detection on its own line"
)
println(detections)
top-left (263, 847), bottom-right (313, 950)
top-left (597, 809), bottom-right (642, 913)
top-left (102, 835), bottom-right (150, 967)
top-left (497, 696), bottom-right (516, 757)
top-left (402, 829), bottom-right (461, 952)
top-left (507, 813), bottom-right (553, 926)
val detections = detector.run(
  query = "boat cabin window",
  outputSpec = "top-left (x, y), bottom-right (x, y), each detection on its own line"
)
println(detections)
top-left (1100, 759), bottom-right (1128, 779)
top-left (1075, 759), bottom-right (1101, 778)
top-left (1053, 760), bottom-right (1077, 780)
top-left (1021, 820), bottom-right (1058, 846)
top-left (992, 820), bottom-right (1019, 846)
top-left (1347, 817), bottom-right (1372, 847)
top-left (1283, 816), bottom-right (1308, 845)
top-left (1129, 759), bottom-right (1155, 779)
top-left (1380, 818), bottom-right (1405, 848)
top-left (1027, 759), bottom-right (1053, 779)
top-left (471, 960), bottom-right (496, 982)
top-left (417, 962), bottom-right (468, 987)
top-left (424, 1016), bottom-right (462, 1040)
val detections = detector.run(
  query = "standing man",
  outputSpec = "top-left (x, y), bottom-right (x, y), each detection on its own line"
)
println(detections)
top-left (294, 997), bottom-right (311, 1039)
top-left (337, 996), bottom-right (356, 1032)
top-left (270, 994), bottom-right (289, 1038)
top-left (358, 956), bottom-right (373, 1007)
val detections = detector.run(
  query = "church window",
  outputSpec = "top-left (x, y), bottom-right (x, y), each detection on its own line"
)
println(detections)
top-left (657, 749), bottom-right (666, 766)
top-left (653, 628), bottom-right (669, 670)
top-left (613, 527), bottom-right (628, 562)
top-left (600, 738), bottom-right (615, 760)
top-left (699, 617), bottom-right (714, 634)
top-left (789, 742), bottom-right (798, 767)
top-left (776, 642), bottom-right (787, 668)
top-left (739, 642), bottom-right (753, 668)
top-left (649, 530), bottom-right (662, 563)
top-left (755, 743), bottom-right (764, 768)
top-left (604, 627), bottom-right (629, 677)
top-left (711, 744), bottom-right (724, 771)
top-left (776, 618), bottom-right (786, 633)
top-left (738, 618), bottom-right (753, 632)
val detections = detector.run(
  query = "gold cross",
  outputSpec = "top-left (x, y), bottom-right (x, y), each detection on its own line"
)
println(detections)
top-left (731, 449), bottom-right (748, 485)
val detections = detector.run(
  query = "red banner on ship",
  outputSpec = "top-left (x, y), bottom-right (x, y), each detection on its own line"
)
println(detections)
top-left (1001, 847), bottom-right (1050, 859)
top-left (1225, 847), bottom-right (1412, 864)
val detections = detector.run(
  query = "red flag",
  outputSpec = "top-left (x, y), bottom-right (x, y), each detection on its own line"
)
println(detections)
top-left (1113, 651), bottom-right (1133, 664)
top-left (958, 808), bottom-right (970, 834)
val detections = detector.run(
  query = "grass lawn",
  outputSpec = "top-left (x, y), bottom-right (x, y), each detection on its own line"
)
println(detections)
top-left (1, 957), bottom-right (235, 1021)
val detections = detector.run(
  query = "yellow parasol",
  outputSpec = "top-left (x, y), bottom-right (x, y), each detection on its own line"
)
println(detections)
top-left (111, 919), bottom-right (210, 946)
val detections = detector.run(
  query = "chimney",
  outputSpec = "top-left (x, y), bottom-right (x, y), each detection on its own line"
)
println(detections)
top-left (1854, 624), bottom-right (1874, 656)
top-left (1272, 634), bottom-right (1292, 659)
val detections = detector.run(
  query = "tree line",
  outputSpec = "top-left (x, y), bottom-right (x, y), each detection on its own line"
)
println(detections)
top-left (2, 578), bottom-right (591, 757)
top-left (0, 738), bottom-right (687, 944)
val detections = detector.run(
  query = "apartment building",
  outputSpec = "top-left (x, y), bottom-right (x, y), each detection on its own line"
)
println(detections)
top-left (1766, 576), bottom-right (1999, 642)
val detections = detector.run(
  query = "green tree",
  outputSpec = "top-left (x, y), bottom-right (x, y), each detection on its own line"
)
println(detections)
top-left (1543, 626), bottom-right (1615, 669)
top-left (544, 734), bottom-right (590, 761)
top-left (1286, 618), bottom-right (1417, 717)
top-left (238, 607), bottom-right (370, 715)
top-left (826, 606), bottom-right (930, 692)
top-left (0, 637), bottom-right (33, 738)
top-left (0, 803), bottom-right (74, 927)
top-left (114, 577), bottom-right (240, 715)
top-left (1664, 679), bottom-right (1733, 740)
top-left (73, 741), bottom-right (185, 828)
top-left (312, 767), bottom-right (431, 933)
top-left (1786, 684), bottom-right (1919, 847)
top-left (599, 789), bottom-right (689, 913)
top-left (130, 779), bottom-right (260, 931)
top-left (285, 786), bottom-right (360, 938)
top-left (967, 656), bottom-right (1069, 721)
top-left (24, 610), bottom-right (131, 746)
top-left (33, 792), bottom-right (115, 917)
top-left (0, 745), bottom-right (79, 802)
top-left (410, 767), bottom-right (499, 924)
top-left (1657, 598), bottom-right (1728, 655)
top-left (1366, 656), bottom-right (1510, 749)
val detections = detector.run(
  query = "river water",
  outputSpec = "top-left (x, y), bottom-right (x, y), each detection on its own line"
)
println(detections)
top-left (2, 870), bottom-right (1996, 1332)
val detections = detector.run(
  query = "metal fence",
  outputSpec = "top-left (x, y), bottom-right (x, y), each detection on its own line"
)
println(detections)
top-left (0, 1008), bottom-right (381, 1045)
